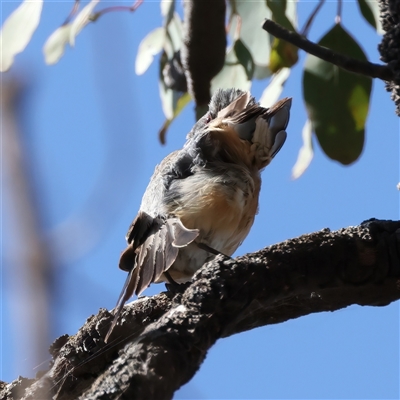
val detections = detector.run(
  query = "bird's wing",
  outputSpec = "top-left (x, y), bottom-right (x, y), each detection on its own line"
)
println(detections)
top-left (105, 213), bottom-right (198, 342)
top-left (249, 97), bottom-right (291, 167)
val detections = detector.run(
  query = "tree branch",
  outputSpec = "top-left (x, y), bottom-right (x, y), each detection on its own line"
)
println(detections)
top-left (90, 0), bottom-right (143, 22)
top-left (3, 219), bottom-right (400, 400)
top-left (262, 19), bottom-right (395, 82)
top-left (300, 0), bottom-right (325, 36)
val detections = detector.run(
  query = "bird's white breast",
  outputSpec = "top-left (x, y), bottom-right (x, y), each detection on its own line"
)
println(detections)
top-left (163, 165), bottom-right (261, 281)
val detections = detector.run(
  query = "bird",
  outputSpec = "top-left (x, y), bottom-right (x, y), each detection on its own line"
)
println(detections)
top-left (105, 88), bottom-right (291, 342)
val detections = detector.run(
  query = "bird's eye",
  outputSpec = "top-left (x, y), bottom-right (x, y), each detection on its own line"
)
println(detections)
top-left (205, 113), bottom-right (212, 124)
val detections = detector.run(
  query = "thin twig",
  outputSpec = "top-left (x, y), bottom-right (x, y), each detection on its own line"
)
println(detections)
top-left (301, 0), bottom-right (325, 36)
top-left (90, 0), bottom-right (143, 22)
top-left (336, 0), bottom-right (342, 24)
top-left (262, 19), bottom-right (394, 82)
top-left (63, 0), bottom-right (80, 25)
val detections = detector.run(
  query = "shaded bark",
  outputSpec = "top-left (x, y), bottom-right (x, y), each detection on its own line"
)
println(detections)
top-left (379, 0), bottom-right (400, 115)
top-left (181, 0), bottom-right (226, 118)
top-left (2, 219), bottom-right (400, 400)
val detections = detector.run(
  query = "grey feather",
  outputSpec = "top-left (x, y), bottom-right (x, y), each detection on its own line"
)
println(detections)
top-left (270, 130), bottom-right (287, 158)
top-left (171, 219), bottom-right (199, 247)
top-left (105, 265), bottom-right (139, 343)
top-left (152, 228), bottom-right (166, 282)
top-left (164, 221), bottom-right (179, 271)
top-left (125, 210), bottom-right (155, 246)
top-left (136, 234), bottom-right (156, 296)
top-left (267, 98), bottom-right (291, 133)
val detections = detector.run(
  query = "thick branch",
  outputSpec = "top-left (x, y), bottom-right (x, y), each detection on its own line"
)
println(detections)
top-left (3, 219), bottom-right (400, 400)
top-left (262, 19), bottom-right (394, 82)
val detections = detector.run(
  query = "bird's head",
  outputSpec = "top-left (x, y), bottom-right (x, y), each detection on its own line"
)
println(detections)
top-left (186, 88), bottom-right (291, 170)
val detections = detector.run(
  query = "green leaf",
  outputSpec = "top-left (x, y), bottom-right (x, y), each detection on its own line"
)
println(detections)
top-left (357, 0), bottom-right (376, 28)
top-left (269, 38), bottom-right (298, 73)
top-left (229, 2), bottom-right (272, 67)
top-left (0, 0), bottom-right (43, 72)
top-left (356, 0), bottom-right (384, 34)
top-left (135, 27), bottom-right (165, 75)
top-left (159, 92), bottom-right (191, 144)
top-left (303, 23), bottom-right (372, 165)
top-left (234, 39), bottom-right (254, 80)
top-left (266, 0), bottom-right (298, 72)
top-left (266, 0), bottom-right (292, 30)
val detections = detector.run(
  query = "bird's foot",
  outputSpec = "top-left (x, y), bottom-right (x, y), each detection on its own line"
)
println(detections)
top-left (164, 271), bottom-right (191, 294)
top-left (196, 242), bottom-right (232, 259)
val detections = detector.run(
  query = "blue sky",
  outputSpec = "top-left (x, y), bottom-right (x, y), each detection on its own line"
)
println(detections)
top-left (1, 1), bottom-right (399, 399)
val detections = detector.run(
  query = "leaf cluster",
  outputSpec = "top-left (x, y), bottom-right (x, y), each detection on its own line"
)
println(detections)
top-left (0, 0), bottom-right (394, 175)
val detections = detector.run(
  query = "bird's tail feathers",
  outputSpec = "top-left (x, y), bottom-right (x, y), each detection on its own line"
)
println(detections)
top-left (105, 217), bottom-right (198, 342)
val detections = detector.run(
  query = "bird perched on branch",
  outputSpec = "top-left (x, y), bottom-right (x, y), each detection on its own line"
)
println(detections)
top-left (105, 88), bottom-right (291, 342)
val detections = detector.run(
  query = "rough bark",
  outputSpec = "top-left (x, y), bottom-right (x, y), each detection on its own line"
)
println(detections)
top-left (2, 219), bottom-right (400, 400)
top-left (379, 0), bottom-right (400, 115)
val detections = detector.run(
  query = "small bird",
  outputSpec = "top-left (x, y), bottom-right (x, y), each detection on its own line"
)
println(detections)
top-left (105, 88), bottom-right (291, 342)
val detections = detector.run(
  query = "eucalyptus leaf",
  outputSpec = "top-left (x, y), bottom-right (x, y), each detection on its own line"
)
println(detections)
top-left (211, 46), bottom-right (251, 93)
top-left (159, 92), bottom-right (191, 144)
top-left (266, 0), bottom-right (298, 72)
top-left (285, 0), bottom-right (298, 28)
top-left (163, 12), bottom-right (183, 60)
top-left (253, 64), bottom-right (272, 80)
top-left (265, 0), bottom-right (298, 34)
top-left (161, 0), bottom-right (175, 25)
top-left (166, 12), bottom-right (183, 54)
top-left (43, 24), bottom-right (72, 65)
top-left (292, 119), bottom-right (314, 179)
top-left (0, 0), bottom-right (43, 72)
top-left (135, 27), bottom-right (165, 75)
top-left (159, 81), bottom-right (175, 121)
top-left (229, 1), bottom-right (272, 67)
top-left (234, 39), bottom-right (254, 80)
top-left (159, 52), bottom-right (181, 120)
top-left (303, 23), bottom-right (372, 165)
top-left (269, 38), bottom-right (298, 73)
top-left (69, 0), bottom-right (99, 47)
top-left (356, 0), bottom-right (384, 34)
top-left (266, 0), bottom-right (293, 30)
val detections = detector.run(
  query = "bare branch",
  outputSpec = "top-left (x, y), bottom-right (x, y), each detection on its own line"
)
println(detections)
top-left (262, 19), bottom-right (394, 82)
top-left (90, 0), bottom-right (143, 22)
top-left (62, 0), bottom-right (80, 25)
